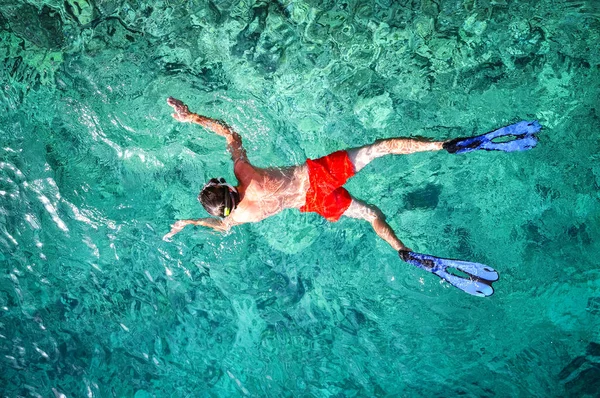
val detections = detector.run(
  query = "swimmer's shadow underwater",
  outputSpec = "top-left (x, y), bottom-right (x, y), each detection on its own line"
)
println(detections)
top-left (164, 97), bottom-right (541, 298)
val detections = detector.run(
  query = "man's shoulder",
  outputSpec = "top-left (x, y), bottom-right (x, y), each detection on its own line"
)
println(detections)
top-left (233, 159), bottom-right (261, 188)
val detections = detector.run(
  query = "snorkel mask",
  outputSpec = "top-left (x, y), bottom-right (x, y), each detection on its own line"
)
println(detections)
top-left (200, 178), bottom-right (239, 217)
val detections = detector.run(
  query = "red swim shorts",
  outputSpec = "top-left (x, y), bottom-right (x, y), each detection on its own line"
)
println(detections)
top-left (299, 150), bottom-right (356, 222)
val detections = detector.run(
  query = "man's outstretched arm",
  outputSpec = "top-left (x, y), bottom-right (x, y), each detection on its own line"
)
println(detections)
top-left (167, 97), bottom-right (247, 162)
top-left (162, 218), bottom-right (232, 241)
top-left (343, 198), bottom-right (411, 252)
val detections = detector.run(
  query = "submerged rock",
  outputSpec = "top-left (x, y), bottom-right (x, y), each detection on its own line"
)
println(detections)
top-left (559, 342), bottom-right (600, 396)
top-left (1, 4), bottom-right (64, 49)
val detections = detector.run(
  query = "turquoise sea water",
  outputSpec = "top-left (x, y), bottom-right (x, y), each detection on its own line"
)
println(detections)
top-left (1, 0), bottom-right (600, 396)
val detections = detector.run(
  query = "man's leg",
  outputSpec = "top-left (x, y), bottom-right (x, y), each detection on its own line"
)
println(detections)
top-left (347, 138), bottom-right (444, 172)
top-left (343, 197), bottom-right (410, 252)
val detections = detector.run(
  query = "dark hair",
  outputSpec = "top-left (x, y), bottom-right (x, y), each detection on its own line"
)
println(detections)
top-left (198, 179), bottom-right (239, 217)
top-left (198, 185), bottom-right (228, 217)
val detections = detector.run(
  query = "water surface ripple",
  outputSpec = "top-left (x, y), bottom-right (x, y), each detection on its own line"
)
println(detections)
top-left (1, 0), bottom-right (599, 396)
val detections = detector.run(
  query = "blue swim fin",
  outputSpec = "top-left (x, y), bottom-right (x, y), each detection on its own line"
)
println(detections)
top-left (444, 120), bottom-right (541, 154)
top-left (399, 250), bottom-right (499, 297)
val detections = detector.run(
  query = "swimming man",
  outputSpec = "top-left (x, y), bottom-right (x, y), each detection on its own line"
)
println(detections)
top-left (163, 97), bottom-right (541, 297)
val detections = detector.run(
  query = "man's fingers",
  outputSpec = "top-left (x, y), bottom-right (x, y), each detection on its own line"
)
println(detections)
top-left (167, 97), bottom-right (184, 107)
top-left (164, 220), bottom-right (190, 241)
top-left (167, 98), bottom-right (190, 114)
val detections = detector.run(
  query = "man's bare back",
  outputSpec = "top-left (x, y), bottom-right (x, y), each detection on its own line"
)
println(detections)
top-left (231, 161), bottom-right (310, 224)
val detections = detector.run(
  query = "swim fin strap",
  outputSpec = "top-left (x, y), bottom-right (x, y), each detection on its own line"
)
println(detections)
top-left (443, 120), bottom-right (541, 154)
top-left (399, 250), bottom-right (499, 297)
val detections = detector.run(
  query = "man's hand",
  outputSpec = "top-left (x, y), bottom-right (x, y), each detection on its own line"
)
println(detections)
top-left (166, 97), bottom-right (247, 162)
top-left (162, 220), bottom-right (191, 241)
top-left (167, 97), bottom-right (195, 123)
